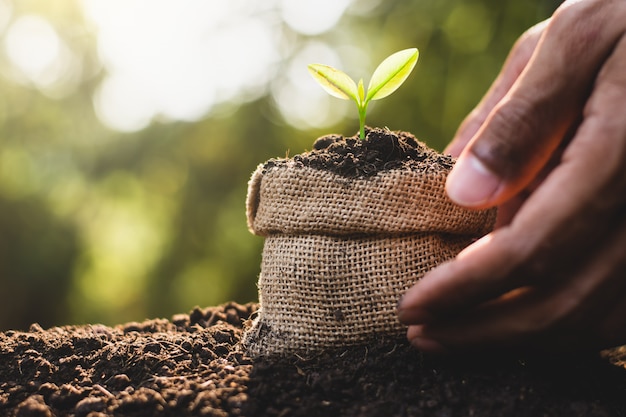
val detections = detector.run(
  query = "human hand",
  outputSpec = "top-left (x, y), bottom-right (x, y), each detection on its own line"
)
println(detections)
top-left (398, 0), bottom-right (626, 353)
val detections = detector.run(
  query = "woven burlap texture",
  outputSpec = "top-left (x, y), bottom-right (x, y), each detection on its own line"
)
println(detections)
top-left (247, 163), bottom-right (495, 236)
top-left (243, 162), bottom-right (496, 358)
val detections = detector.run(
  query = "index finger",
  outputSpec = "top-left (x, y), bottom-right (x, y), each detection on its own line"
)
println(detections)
top-left (446, 0), bottom-right (626, 208)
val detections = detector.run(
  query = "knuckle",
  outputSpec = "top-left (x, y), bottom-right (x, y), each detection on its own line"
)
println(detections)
top-left (549, 0), bottom-right (625, 42)
top-left (515, 20), bottom-right (546, 51)
top-left (471, 96), bottom-right (541, 179)
top-left (521, 302), bottom-right (571, 339)
top-left (553, 0), bottom-right (611, 24)
top-left (505, 27), bottom-right (542, 80)
top-left (520, 284), bottom-right (592, 342)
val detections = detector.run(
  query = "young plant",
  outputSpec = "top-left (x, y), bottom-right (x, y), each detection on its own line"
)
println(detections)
top-left (308, 48), bottom-right (419, 140)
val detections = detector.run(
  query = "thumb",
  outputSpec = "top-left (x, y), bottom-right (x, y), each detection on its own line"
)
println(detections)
top-left (445, 0), bottom-right (626, 208)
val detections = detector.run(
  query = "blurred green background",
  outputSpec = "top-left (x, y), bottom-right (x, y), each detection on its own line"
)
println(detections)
top-left (0, 0), bottom-right (560, 330)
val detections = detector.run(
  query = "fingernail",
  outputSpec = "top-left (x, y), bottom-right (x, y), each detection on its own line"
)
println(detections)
top-left (446, 154), bottom-right (501, 206)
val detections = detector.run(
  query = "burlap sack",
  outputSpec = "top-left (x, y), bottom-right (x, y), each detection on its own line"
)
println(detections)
top-left (242, 132), bottom-right (496, 358)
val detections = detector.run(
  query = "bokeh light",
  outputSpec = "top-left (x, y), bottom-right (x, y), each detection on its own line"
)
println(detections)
top-left (4, 14), bottom-right (82, 97)
top-left (83, 0), bottom-right (284, 131)
top-left (280, 0), bottom-right (352, 35)
top-left (272, 41), bottom-right (351, 130)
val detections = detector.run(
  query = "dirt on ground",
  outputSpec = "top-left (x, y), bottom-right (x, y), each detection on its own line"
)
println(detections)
top-left (1, 302), bottom-right (625, 417)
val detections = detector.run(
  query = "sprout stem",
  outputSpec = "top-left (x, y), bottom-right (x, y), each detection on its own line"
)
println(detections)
top-left (358, 104), bottom-right (368, 140)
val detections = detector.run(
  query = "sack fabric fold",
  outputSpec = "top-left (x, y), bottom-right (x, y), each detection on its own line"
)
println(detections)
top-left (243, 141), bottom-right (496, 358)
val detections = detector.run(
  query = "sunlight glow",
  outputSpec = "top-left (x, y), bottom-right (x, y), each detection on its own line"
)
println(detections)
top-left (80, 0), bottom-right (360, 132)
top-left (5, 16), bottom-right (59, 82)
top-left (82, 0), bottom-right (281, 132)
top-left (272, 41), bottom-right (350, 130)
top-left (4, 14), bottom-right (82, 97)
top-left (0, 0), bottom-right (12, 34)
top-left (280, 0), bottom-right (352, 35)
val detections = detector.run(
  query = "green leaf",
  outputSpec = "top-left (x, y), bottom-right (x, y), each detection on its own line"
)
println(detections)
top-left (307, 64), bottom-right (358, 102)
top-left (366, 48), bottom-right (419, 102)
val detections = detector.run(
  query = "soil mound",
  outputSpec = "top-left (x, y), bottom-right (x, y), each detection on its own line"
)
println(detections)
top-left (263, 127), bottom-right (454, 178)
top-left (1, 303), bottom-right (625, 416)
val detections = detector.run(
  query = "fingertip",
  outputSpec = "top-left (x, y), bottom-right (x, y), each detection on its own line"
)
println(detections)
top-left (397, 283), bottom-right (435, 324)
top-left (407, 326), bottom-right (448, 353)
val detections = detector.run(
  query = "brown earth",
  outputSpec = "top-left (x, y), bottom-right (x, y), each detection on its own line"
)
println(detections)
top-left (263, 127), bottom-right (455, 177)
top-left (1, 302), bottom-right (625, 417)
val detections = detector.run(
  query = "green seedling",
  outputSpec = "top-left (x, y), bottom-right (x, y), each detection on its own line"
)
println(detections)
top-left (308, 48), bottom-right (419, 140)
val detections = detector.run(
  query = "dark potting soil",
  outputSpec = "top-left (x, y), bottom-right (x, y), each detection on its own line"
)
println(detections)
top-left (263, 127), bottom-right (455, 178)
top-left (1, 302), bottom-right (626, 417)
